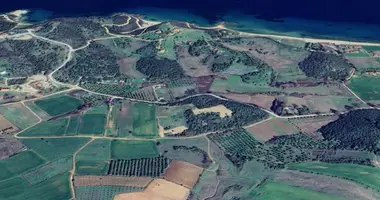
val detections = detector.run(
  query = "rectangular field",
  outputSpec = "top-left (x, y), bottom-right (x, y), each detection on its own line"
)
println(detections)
top-left (107, 156), bottom-right (170, 177)
top-left (132, 103), bottom-right (158, 137)
top-left (74, 175), bottom-right (152, 187)
top-left (78, 114), bottom-right (106, 136)
top-left (0, 103), bottom-right (39, 129)
top-left (0, 150), bottom-right (45, 180)
top-left (246, 118), bottom-right (298, 142)
top-left (348, 75), bottom-right (380, 101)
top-left (162, 160), bottom-right (203, 189)
top-left (106, 101), bottom-right (133, 137)
top-left (18, 118), bottom-right (69, 137)
top-left (0, 114), bottom-right (18, 134)
top-left (249, 180), bottom-right (343, 200)
top-left (76, 139), bottom-right (111, 175)
top-left (35, 95), bottom-right (82, 116)
top-left (288, 162), bottom-right (380, 191)
top-left (76, 185), bottom-right (143, 200)
top-left (111, 140), bottom-right (159, 160)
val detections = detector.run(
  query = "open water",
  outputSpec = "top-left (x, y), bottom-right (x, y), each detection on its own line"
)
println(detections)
top-left (1, 0), bottom-right (380, 41)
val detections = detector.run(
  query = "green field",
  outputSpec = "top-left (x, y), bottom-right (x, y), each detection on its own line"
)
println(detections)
top-left (0, 173), bottom-right (71, 200)
top-left (211, 75), bottom-right (280, 93)
top-left (76, 186), bottom-right (143, 200)
top-left (348, 75), bottom-right (380, 101)
top-left (132, 103), bottom-right (158, 137)
top-left (288, 162), bottom-right (380, 191)
top-left (157, 106), bottom-right (190, 130)
top-left (345, 52), bottom-right (369, 57)
top-left (21, 138), bottom-right (90, 161)
top-left (22, 157), bottom-right (72, 185)
top-left (76, 139), bottom-right (111, 175)
top-left (106, 101), bottom-right (133, 137)
top-left (0, 150), bottom-right (45, 180)
top-left (18, 118), bottom-right (69, 137)
top-left (35, 95), bottom-right (82, 116)
top-left (0, 104), bottom-right (39, 129)
top-left (111, 140), bottom-right (159, 160)
top-left (78, 114), bottom-right (106, 135)
top-left (65, 115), bottom-right (79, 135)
top-left (25, 102), bottom-right (51, 121)
top-left (362, 46), bottom-right (380, 52)
top-left (249, 180), bottom-right (344, 200)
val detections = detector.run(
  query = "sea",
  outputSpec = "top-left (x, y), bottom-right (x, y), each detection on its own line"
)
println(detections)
top-left (1, 0), bottom-right (380, 42)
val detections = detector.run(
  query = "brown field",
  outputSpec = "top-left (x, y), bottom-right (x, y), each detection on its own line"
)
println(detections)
top-left (114, 178), bottom-right (190, 200)
top-left (0, 114), bottom-right (18, 134)
top-left (177, 46), bottom-right (213, 77)
top-left (346, 57), bottom-right (380, 70)
top-left (162, 160), bottom-right (203, 189)
top-left (74, 175), bottom-right (152, 187)
top-left (164, 126), bottom-right (188, 135)
top-left (246, 118), bottom-right (298, 142)
top-left (192, 105), bottom-right (232, 118)
top-left (195, 76), bottom-right (214, 93)
top-left (220, 93), bottom-right (275, 109)
top-left (118, 57), bottom-right (145, 78)
top-left (274, 170), bottom-right (380, 200)
top-left (288, 115), bottom-right (338, 138)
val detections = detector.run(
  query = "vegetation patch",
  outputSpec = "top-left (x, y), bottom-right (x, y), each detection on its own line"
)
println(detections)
top-left (111, 140), bottom-right (159, 160)
top-left (18, 118), bottom-right (69, 137)
top-left (0, 150), bottom-right (45, 180)
top-left (34, 95), bottom-right (82, 116)
top-left (78, 114), bottom-right (106, 136)
top-left (22, 156), bottom-right (72, 185)
top-left (76, 139), bottom-right (110, 175)
top-left (76, 186), bottom-right (143, 200)
top-left (348, 75), bottom-right (380, 101)
top-left (107, 156), bottom-right (170, 177)
top-left (288, 162), bottom-right (380, 191)
top-left (298, 52), bottom-right (353, 81)
top-left (192, 105), bottom-right (232, 118)
top-left (136, 57), bottom-right (185, 79)
top-left (132, 102), bottom-right (158, 137)
top-left (0, 104), bottom-right (39, 129)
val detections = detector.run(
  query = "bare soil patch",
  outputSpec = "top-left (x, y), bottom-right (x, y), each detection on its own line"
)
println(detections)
top-left (0, 114), bottom-right (18, 134)
top-left (221, 93), bottom-right (275, 109)
top-left (162, 160), bottom-right (203, 189)
top-left (177, 46), bottom-right (213, 77)
top-left (114, 178), bottom-right (190, 200)
top-left (288, 115), bottom-right (338, 138)
top-left (0, 136), bottom-right (25, 160)
top-left (74, 175), bottom-right (152, 187)
top-left (246, 118), bottom-right (297, 142)
top-left (118, 57), bottom-right (145, 78)
top-left (195, 76), bottom-right (214, 93)
top-left (192, 105), bottom-right (232, 118)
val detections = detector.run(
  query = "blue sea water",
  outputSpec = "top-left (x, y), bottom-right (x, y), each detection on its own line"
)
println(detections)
top-left (1, 0), bottom-right (380, 42)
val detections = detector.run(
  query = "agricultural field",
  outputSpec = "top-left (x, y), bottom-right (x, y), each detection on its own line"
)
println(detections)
top-left (76, 185), bottom-right (143, 200)
top-left (107, 156), bottom-right (170, 177)
top-left (288, 162), bottom-right (380, 191)
top-left (74, 176), bottom-right (152, 187)
top-left (18, 118), bottom-right (69, 137)
top-left (106, 100), bottom-right (133, 137)
top-left (76, 139), bottom-right (111, 175)
top-left (21, 138), bottom-right (90, 161)
top-left (132, 102), bottom-right (158, 137)
top-left (249, 180), bottom-right (344, 200)
top-left (162, 160), bottom-right (203, 188)
top-left (157, 105), bottom-right (192, 133)
top-left (246, 118), bottom-right (298, 142)
top-left (24, 102), bottom-right (51, 121)
top-left (34, 95), bottom-right (82, 116)
top-left (111, 140), bottom-right (159, 160)
top-left (0, 136), bottom-right (25, 159)
top-left (0, 103), bottom-right (39, 129)
top-left (348, 74), bottom-right (380, 101)
top-left (0, 150), bottom-right (45, 180)
top-left (78, 106), bottom-right (107, 136)
top-left (0, 114), bottom-right (18, 134)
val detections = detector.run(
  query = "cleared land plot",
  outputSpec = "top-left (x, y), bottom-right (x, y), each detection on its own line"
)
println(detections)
top-left (0, 137), bottom-right (25, 160)
top-left (0, 173), bottom-right (71, 200)
top-left (76, 139), bottom-right (111, 175)
top-left (23, 156), bottom-right (72, 185)
top-left (192, 105), bottom-right (232, 118)
top-left (132, 102), bottom-right (158, 137)
top-left (25, 102), bottom-right (51, 120)
top-left (107, 101), bottom-right (133, 137)
top-left (78, 114), bottom-right (106, 135)
top-left (65, 115), bottom-right (79, 135)
top-left (22, 138), bottom-right (90, 161)
top-left (76, 185), bottom-right (143, 200)
top-left (288, 115), bottom-right (338, 138)
top-left (74, 176), bottom-right (152, 187)
top-left (0, 114), bottom-right (18, 134)
top-left (249, 180), bottom-right (343, 200)
top-left (246, 118), bottom-right (298, 142)
top-left (348, 75), bottom-right (380, 101)
top-left (220, 93), bottom-right (275, 110)
top-left (107, 156), bottom-right (170, 177)
top-left (162, 160), bottom-right (203, 188)
top-left (157, 105), bottom-right (191, 131)
top-left (0, 103), bottom-right (39, 129)
top-left (0, 150), bottom-right (45, 180)
top-left (111, 140), bottom-right (159, 160)
top-left (211, 75), bottom-right (280, 93)
top-left (18, 118), bottom-right (69, 137)
top-left (288, 162), bottom-right (380, 191)
top-left (114, 178), bottom-right (190, 200)
top-left (274, 170), bottom-right (380, 200)
top-left (346, 57), bottom-right (380, 72)
top-left (35, 95), bottom-right (82, 116)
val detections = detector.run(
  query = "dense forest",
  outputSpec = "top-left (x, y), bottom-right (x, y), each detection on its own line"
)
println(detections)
top-left (298, 52), bottom-right (353, 81)
top-left (0, 17), bottom-right (16, 33)
top-left (319, 109), bottom-right (380, 154)
top-left (136, 57), bottom-right (185, 79)
top-left (169, 95), bottom-right (268, 135)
